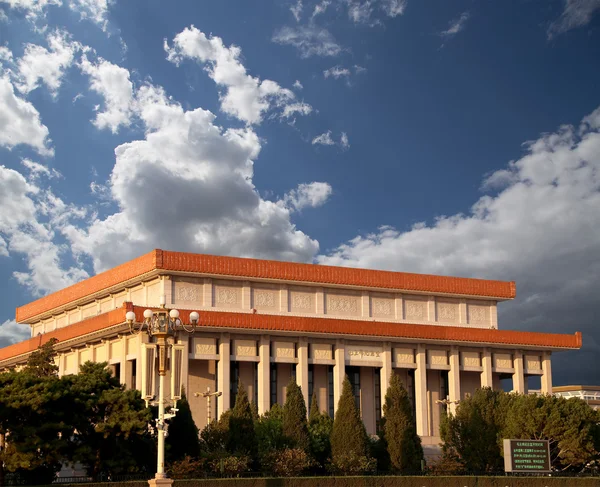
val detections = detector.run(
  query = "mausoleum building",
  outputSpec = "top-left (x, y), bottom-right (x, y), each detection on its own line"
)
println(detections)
top-left (0, 250), bottom-right (581, 449)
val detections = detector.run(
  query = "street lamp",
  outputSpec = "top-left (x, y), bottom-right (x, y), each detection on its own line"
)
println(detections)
top-left (125, 302), bottom-right (200, 487)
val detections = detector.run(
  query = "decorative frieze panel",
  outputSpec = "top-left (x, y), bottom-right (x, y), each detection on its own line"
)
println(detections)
top-left (214, 281), bottom-right (242, 309)
top-left (326, 292), bottom-right (360, 317)
top-left (65, 353), bottom-right (77, 373)
top-left (274, 341), bottom-right (295, 359)
top-left (194, 337), bottom-right (217, 355)
top-left (428, 350), bottom-right (448, 367)
top-left (68, 310), bottom-right (80, 325)
top-left (311, 344), bottom-right (332, 360)
top-left (467, 301), bottom-right (490, 326)
top-left (110, 341), bottom-right (123, 360)
top-left (80, 349), bottom-right (90, 364)
top-left (462, 351), bottom-right (481, 368)
top-left (95, 345), bottom-right (108, 363)
top-left (57, 315), bottom-right (67, 328)
top-left (100, 299), bottom-right (113, 314)
top-left (494, 353), bottom-right (513, 369)
top-left (525, 355), bottom-right (542, 371)
top-left (81, 304), bottom-right (96, 320)
top-left (289, 287), bottom-right (315, 313)
top-left (146, 281), bottom-right (161, 307)
top-left (345, 344), bottom-right (382, 362)
top-left (404, 296), bottom-right (427, 321)
top-left (131, 287), bottom-right (144, 305)
top-left (113, 292), bottom-right (127, 308)
top-left (394, 347), bottom-right (415, 365)
top-left (234, 339), bottom-right (256, 357)
top-left (436, 299), bottom-right (459, 324)
top-left (371, 295), bottom-right (394, 318)
top-left (253, 285), bottom-right (278, 310)
top-left (173, 277), bottom-right (203, 305)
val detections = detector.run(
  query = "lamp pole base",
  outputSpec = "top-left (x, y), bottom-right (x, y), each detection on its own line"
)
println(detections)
top-left (148, 477), bottom-right (173, 487)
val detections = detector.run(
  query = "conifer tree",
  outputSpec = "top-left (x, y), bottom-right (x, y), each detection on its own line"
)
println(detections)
top-left (308, 392), bottom-right (333, 469)
top-left (330, 376), bottom-right (368, 460)
top-left (309, 391), bottom-right (320, 426)
top-left (282, 378), bottom-right (310, 451)
top-left (228, 381), bottom-right (256, 457)
top-left (381, 373), bottom-right (423, 472)
top-left (250, 400), bottom-right (259, 422)
top-left (166, 388), bottom-right (200, 462)
top-left (23, 338), bottom-right (59, 377)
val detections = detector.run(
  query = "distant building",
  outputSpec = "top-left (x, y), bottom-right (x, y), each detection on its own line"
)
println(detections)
top-left (0, 249), bottom-right (582, 454)
top-left (553, 385), bottom-right (600, 410)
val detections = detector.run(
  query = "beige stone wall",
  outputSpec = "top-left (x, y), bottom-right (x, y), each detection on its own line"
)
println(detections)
top-left (360, 367), bottom-right (376, 435)
top-left (313, 364), bottom-right (329, 413)
top-left (188, 359), bottom-right (217, 430)
top-left (276, 363), bottom-right (293, 404)
top-left (427, 370), bottom-right (443, 438)
top-left (460, 371), bottom-right (481, 399)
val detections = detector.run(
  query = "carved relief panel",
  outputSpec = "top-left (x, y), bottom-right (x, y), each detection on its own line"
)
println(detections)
top-left (81, 304), bottom-right (96, 320)
top-left (345, 344), bottom-right (383, 362)
top-left (234, 339), bottom-right (256, 357)
top-left (194, 337), bottom-right (217, 356)
top-left (173, 277), bottom-right (203, 306)
top-left (146, 281), bottom-right (161, 308)
top-left (289, 287), bottom-right (315, 314)
top-left (57, 315), bottom-right (67, 328)
top-left (404, 296), bottom-right (427, 321)
top-left (436, 299), bottom-right (459, 324)
top-left (214, 281), bottom-right (242, 309)
top-left (371, 294), bottom-right (394, 318)
top-left (394, 347), bottom-right (415, 365)
top-left (274, 341), bottom-right (295, 359)
top-left (494, 353), bottom-right (513, 369)
top-left (525, 355), bottom-right (542, 371)
top-left (326, 291), bottom-right (361, 317)
top-left (467, 301), bottom-right (490, 326)
top-left (311, 343), bottom-right (332, 360)
top-left (428, 350), bottom-right (448, 367)
top-left (131, 286), bottom-right (144, 305)
top-left (461, 351), bottom-right (481, 368)
top-left (252, 284), bottom-right (278, 311)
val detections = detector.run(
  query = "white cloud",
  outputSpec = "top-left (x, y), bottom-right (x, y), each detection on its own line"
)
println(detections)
top-left (64, 81), bottom-right (323, 273)
top-left (282, 101), bottom-right (312, 118)
top-left (165, 26), bottom-right (310, 125)
top-left (340, 131), bottom-right (349, 149)
top-left (548, 0), bottom-right (600, 38)
top-left (21, 158), bottom-right (61, 179)
top-left (79, 55), bottom-right (134, 133)
top-left (283, 182), bottom-right (332, 211)
top-left (0, 73), bottom-right (53, 155)
top-left (311, 0), bottom-right (330, 18)
top-left (0, 9), bottom-right (8, 21)
top-left (344, 0), bottom-right (407, 25)
top-left (290, 0), bottom-right (302, 21)
top-left (16, 29), bottom-right (79, 96)
top-left (0, 46), bottom-right (12, 62)
top-left (440, 11), bottom-right (470, 40)
top-left (354, 64), bottom-right (367, 74)
top-left (272, 25), bottom-right (342, 58)
top-left (69, 0), bottom-right (109, 30)
top-left (0, 0), bottom-right (61, 23)
top-left (0, 319), bottom-right (30, 347)
top-left (323, 65), bottom-right (351, 79)
top-left (293, 79), bottom-right (303, 90)
top-left (318, 105), bottom-right (600, 383)
top-left (312, 130), bottom-right (335, 146)
top-left (381, 0), bottom-right (406, 17)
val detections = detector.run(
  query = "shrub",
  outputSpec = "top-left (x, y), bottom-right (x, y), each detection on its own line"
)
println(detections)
top-left (209, 455), bottom-right (251, 477)
top-left (328, 451), bottom-right (377, 475)
top-left (168, 455), bottom-right (207, 479)
top-left (262, 447), bottom-right (313, 477)
top-left (282, 379), bottom-right (310, 452)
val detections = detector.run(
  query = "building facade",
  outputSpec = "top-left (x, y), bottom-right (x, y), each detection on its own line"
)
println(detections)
top-left (0, 250), bottom-right (581, 452)
top-left (553, 385), bottom-right (600, 410)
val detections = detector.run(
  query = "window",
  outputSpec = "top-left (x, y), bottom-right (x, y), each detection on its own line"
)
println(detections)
top-left (270, 364), bottom-right (277, 408)
top-left (328, 366), bottom-right (334, 418)
top-left (308, 364), bottom-right (314, 401)
top-left (254, 362), bottom-right (259, 406)
top-left (374, 368), bottom-right (381, 429)
top-left (440, 370), bottom-right (449, 413)
top-left (230, 362), bottom-right (239, 409)
top-left (347, 366), bottom-right (361, 411)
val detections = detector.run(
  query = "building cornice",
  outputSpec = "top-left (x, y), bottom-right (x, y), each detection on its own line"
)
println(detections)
top-left (15, 249), bottom-right (516, 323)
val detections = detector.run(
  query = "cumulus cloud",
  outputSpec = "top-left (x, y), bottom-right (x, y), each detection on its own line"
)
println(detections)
top-left (0, 319), bottom-right (31, 348)
top-left (16, 29), bottom-right (80, 96)
top-left (282, 101), bottom-right (313, 119)
top-left (272, 24), bottom-right (342, 58)
top-left (79, 55), bottom-right (134, 133)
top-left (293, 79), bottom-right (303, 90)
top-left (323, 65), bottom-right (351, 79)
top-left (0, 72), bottom-right (53, 156)
top-left (64, 80), bottom-right (324, 273)
top-left (283, 181), bottom-right (333, 211)
top-left (21, 158), bottom-right (61, 179)
top-left (312, 130), bottom-right (349, 148)
top-left (548, 0), bottom-right (600, 38)
top-left (319, 105), bottom-right (600, 384)
top-left (69, 0), bottom-right (110, 30)
top-left (165, 26), bottom-right (311, 125)
top-left (340, 131), bottom-right (349, 149)
top-left (0, 0), bottom-right (61, 23)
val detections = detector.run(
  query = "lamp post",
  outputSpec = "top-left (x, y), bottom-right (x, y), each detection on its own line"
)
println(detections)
top-left (126, 302), bottom-right (200, 487)
top-left (194, 387), bottom-right (222, 425)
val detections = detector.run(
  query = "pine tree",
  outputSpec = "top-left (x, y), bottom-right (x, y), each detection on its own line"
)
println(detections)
top-left (330, 376), bottom-right (368, 460)
top-left (23, 338), bottom-right (59, 377)
top-left (166, 389), bottom-right (200, 462)
top-left (282, 378), bottom-right (310, 452)
top-left (308, 392), bottom-right (333, 469)
top-left (382, 373), bottom-right (423, 472)
top-left (228, 381), bottom-right (256, 457)
top-left (250, 400), bottom-right (259, 423)
top-left (309, 391), bottom-right (320, 426)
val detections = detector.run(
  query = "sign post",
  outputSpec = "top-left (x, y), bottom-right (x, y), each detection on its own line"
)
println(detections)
top-left (503, 439), bottom-right (551, 473)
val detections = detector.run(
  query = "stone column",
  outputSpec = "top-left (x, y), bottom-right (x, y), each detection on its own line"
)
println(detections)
top-left (257, 336), bottom-right (270, 415)
top-left (380, 342), bottom-right (392, 417)
top-left (513, 351), bottom-right (525, 394)
top-left (333, 340), bottom-right (345, 414)
top-left (296, 338), bottom-right (309, 412)
top-left (541, 351), bottom-right (552, 394)
top-left (481, 348), bottom-right (493, 388)
top-left (448, 346), bottom-right (461, 414)
top-left (415, 344), bottom-right (428, 437)
top-left (217, 334), bottom-right (231, 416)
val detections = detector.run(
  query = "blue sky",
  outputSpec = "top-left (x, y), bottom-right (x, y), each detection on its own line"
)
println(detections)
top-left (1, 0), bottom-right (599, 385)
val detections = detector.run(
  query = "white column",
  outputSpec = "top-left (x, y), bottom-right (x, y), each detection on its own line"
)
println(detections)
top-left (541, 351), bottom-right (552, 394)
top-left (217, 334), bottom-right (231, 417)
top-left (258, 336), bottom-right (270, 415)
top-left (333, 340), bottom-right (345, 413)
top-left (380, 342), bottom-right (392, 417)
top-left (481, 348), bottom-right (493, 388)
top-left (180, 336), bottom-right (189, 396)
top-left (448, 346), bottom-right (461, 414)
top-left (513, 351), bottom-right (525, 394)
top-left (296, 338), bottom-right (309, 413)
top-left (415, 344), bottom-right (428, 436)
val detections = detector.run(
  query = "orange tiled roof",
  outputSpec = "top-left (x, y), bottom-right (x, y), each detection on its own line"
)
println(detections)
top-left (1, 304), bottom-right (580, 364)
top-left (16, 249), bottom-right (516, 323)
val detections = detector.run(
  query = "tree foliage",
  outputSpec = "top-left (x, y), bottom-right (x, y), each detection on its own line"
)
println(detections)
top-left (166, 389), bottom-right (200, 462)
top-left (22, 338), bottom-right (59, 378)
top-left (381, 373), bottom-right (423, 472)
top-left (228, 381), bottom-right (256, 458)
top-left (282, 378), bottom-right (310, 452)
top-left (308, 392), bottom-right (333, 470)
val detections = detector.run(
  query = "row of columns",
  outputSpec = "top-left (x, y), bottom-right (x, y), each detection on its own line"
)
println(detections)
top-left (213, 334), bottom-right (553, 436)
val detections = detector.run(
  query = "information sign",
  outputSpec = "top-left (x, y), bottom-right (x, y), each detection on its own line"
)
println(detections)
top-left (503, 439), bottom-right (551, 473)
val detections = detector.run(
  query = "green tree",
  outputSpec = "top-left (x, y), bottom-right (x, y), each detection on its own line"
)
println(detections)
top-left (381, 373), bottom-right (423, 472)
top-left (228, 381), bottom-right (256, 457)
top-left (255, 406), bottom-right (287, 465)
top-left (308, 392), bottom-right (333, 470)
top-left (329, 376), bottom-right (374, 474)
top-left (282, 378), bottom-right (310, 452)
top-left (166, 389), bottom-right (200, 462)
top-left (22, 338), bottom-right (59, 377)
top-left (308, 392), bottom-right (320, 425)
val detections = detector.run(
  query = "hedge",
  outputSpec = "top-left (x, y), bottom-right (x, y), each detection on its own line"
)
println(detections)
top-left (35, 476), bottom-right (600, 487)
